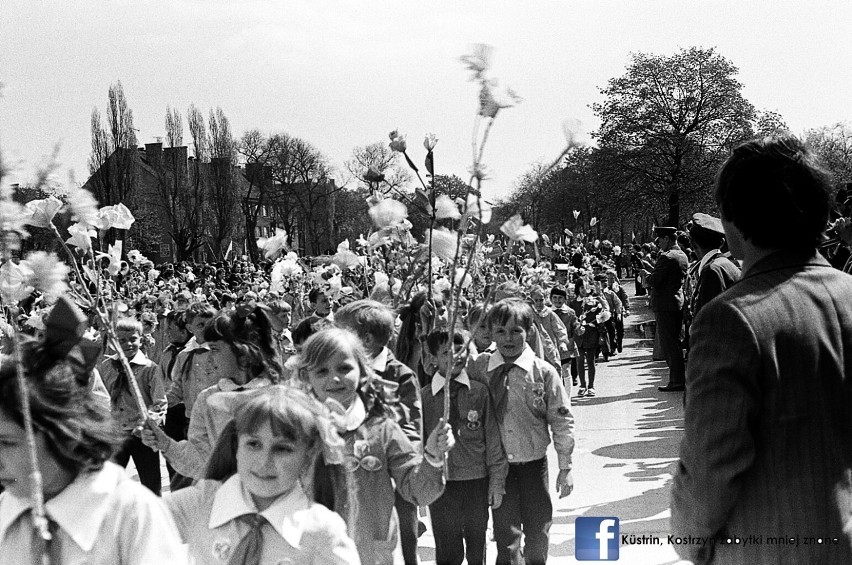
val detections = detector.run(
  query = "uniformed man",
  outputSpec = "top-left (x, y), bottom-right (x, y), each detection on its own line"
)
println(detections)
top-left (642, 226), bottom-right (689, 392)
top-left (687, 213), bottom-right (741, 318)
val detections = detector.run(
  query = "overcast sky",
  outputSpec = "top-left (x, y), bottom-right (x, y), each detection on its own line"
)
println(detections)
top-left (2, 1), bottom-right (851, 202)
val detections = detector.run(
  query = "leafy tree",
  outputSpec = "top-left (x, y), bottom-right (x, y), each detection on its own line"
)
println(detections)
top-left (753, 109), bottom-right (790, 137)
top-left (591, 47), bottom-right (756, 226)
top-left (805, 122), bottom-right (852, 188)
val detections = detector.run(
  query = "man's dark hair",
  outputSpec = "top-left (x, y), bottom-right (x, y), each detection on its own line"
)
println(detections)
top-left (715, 135), bottom-right (832, 250)
top-left (425, 328), bottom-right (468, 356)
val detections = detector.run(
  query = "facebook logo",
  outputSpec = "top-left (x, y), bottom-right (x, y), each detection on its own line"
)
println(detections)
top-left (575, 517), bottom-right (619, 560)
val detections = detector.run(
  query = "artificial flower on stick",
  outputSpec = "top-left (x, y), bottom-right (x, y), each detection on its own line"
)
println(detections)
top-left (21, 251), bottom-right (69, 302)
top-left (257, 228), bottom-right (289, 260)
top-left (23, 196), bottom-right (63, 228)
top-left (500, 214), bottom-right (539, 243)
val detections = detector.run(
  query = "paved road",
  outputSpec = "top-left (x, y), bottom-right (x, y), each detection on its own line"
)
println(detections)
top-left (129, 283), bottom-right (688, 564)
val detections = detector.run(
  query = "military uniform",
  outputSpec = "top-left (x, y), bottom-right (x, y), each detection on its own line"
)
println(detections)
top-left (646, 227), bottom-right (689, 389)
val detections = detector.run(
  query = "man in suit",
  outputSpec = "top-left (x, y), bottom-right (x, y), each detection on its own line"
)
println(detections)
top-left (671, 135), bottom-right (852, 564)
top-left (642, 226), bottom-right (689, 391)
top-left (682, 213), bottom-right (741, 353)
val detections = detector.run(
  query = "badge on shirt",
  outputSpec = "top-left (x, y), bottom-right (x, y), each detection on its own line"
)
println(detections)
top-left (353, 439), bottom-right (370, 458)
top-left (466, 409), bottom-right (481, 431)
top-left (359, 455), bottom-right (384, 472)
top-left (212, 539), bottom-right (232, 561)
top-left (531, 382), bottom-right (546, 408)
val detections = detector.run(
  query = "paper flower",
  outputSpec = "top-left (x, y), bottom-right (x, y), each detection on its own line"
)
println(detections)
top-left (66, 187), bottom-right (100, 226)
top-left (98, 241), bottom-right (123, 276)
top-left (0, 260), bottom-right (34, 303)
top-left (0, 200), bottom-right (29, 237)
top-left (356, 233), bottom-right (369, 248)
top-left (460, 43), bottom-right (493, 80)
top-left (563, 118), bottom-right (583, 148)
top-left (66, 222), bottom-right (96, 253)
top-left (434, 195), bottom-right (461, 220)
top-left (464, 194), bottom-right (492, 224)
top-left (433, 277), bottom-right (451, 294)
top-left (590, 217), bottom-right (598, 227)
top-left (368, 198), bottom-right (408, 229)
top-left (389, 131), bottom-right (407, 153)
top-left (429, 228), bottom-right (459, 261)
top-left (257, 228), bottom-right (289, 260)
top-left (500, 214), bottom-right (539, 243)
top-left (97, 203), bottom-right (135, 231)
top-left (23, 196), bottom-right (63, 229)
top-left (364, 166), bottom-right (385, 184)
top-left (423, 134), bottom-right (438, 151)
top-left (479, 80), bottom-right (522, 119)
top-left (332, 240), bottom-right (363, 270)
top-left (573, 210), bottom-right (580, 220)
top-left (469, 162), bottom-right (489, 182)
top-left (454, 269), bottom-right (473, 289)
top-left (21, 251), bottom-right (69, 301)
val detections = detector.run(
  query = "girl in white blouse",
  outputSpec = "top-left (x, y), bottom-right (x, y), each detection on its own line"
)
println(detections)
top-left (0, 326), bottom-right (185, 565)
top-left (165, 385), bottom-right (361, 565)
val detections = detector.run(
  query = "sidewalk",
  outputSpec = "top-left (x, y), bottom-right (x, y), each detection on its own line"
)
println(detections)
top-left (417, 285), bottom-right (687, 564)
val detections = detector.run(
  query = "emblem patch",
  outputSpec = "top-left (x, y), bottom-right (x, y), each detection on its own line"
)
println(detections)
top-left (531, 382), bottom-right (546, 408)
top-left (466, 409), bottom-right (481, 431)
top-left (353, 439), bottom-right (370, 458)
top-left (212, 539), bottom-right (232, 561)
top-left (359, 455), bottom-right (384, 472)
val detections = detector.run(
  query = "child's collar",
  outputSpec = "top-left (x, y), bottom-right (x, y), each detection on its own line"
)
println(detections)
top-left (431, 370), bottom-right (470, 396)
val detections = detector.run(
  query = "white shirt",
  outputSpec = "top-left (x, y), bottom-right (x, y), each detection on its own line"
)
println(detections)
top-left (430, 370), bottom-right (471, 397)
top-left (0, 462), bottom-right (186, 564)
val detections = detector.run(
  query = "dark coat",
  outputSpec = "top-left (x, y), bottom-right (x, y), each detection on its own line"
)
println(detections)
top-left (671, 250), bottom-right (852, 565)
top-left (646, 244), bottom-right (689, 312)
top-left (690, 252), bottom-right (741, 317)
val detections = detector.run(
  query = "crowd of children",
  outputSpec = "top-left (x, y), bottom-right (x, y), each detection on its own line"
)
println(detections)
top-left (0, 255), bottom-right (634, 564)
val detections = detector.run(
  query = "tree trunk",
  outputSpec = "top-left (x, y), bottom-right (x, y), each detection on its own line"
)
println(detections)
top-left (667, 187), bottom-right (680, 228)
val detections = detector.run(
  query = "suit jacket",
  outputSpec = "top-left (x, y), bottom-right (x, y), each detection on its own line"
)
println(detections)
top-left (690, 252), bottom-right (741, 317)
top-left (671, 249), bottom-right (852, 565)
top-left (646, 244), bottom-right (689, 312)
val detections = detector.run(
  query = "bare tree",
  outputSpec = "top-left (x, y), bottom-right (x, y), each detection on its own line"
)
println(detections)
top-left (87, 81), bottom-right (139, 244)
top-left (282, 137), bottom-right (340, 254)
top-left (206, 107), bottom-right (239, 258)
top-left (345, 141), bottom-right (411, 195)
top-left (165, 106), bottom-right (184, 148)
top-left (238, 129), bottom-right (279, 262)
top-left (150, 107), bottom-right (206, 260)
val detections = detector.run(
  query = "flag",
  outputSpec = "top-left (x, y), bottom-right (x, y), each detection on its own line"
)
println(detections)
top-left (224, 240), bottom-right (233, 259)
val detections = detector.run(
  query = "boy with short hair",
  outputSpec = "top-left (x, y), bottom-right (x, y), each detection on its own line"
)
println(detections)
top-left (334, 298), bottom-right (423, 565)
top-left (99, 318), bottom-right (167, 495)
top-left (423, 328), bottom-right (507, 565)
top-left (469, 298), bottom-right (574, 565)
top-left (165, 303), bottom-right (217, 433)
top-left (550, 286), bottom-right (581, 389)
top-left (306, 287), bottom-right (334, 323)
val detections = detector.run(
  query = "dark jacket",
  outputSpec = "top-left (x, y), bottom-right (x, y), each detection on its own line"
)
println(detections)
top-left (646, 244), bottom-right (689, 312)
top-left (690, 252), bottom-right (741, 317)
top-left (672, 250), bottom-right (852, 565)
